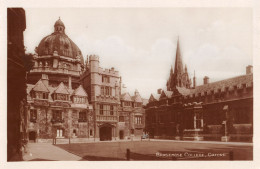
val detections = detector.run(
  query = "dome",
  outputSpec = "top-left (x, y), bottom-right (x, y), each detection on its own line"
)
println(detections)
top-left (37, 18), bottom-right (84, 64)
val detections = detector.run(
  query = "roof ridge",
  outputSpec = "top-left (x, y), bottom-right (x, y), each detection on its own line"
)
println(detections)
top-left (195, 73), bottom-right (252, 88)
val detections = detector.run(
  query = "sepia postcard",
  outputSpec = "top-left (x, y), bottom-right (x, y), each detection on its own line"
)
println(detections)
top-left (2, 0), bottom-right (260, 169)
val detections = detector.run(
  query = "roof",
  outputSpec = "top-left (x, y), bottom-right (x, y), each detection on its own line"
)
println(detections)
top-left (142, 98), bottom-right (149, 106)
top-left (72, 85), bottom-right (88, 97)
top-left (176, 87), bottom-right (191, 96)
top-left (160, 90), bottom-right (173, 99)
top-left (32, 79), bottom-right (49, 92)
top-left (120, 93), bottom-right (132, 101)
top-left (53, 82), bottom-right (70, 94)
top-left (37, 19), bottom-right (84, 64)
top-left (189, 74), bottom-right (253, 96)
top-left (149, 93), bottom-right (161, 102)
top-left (131, 93), bottom-right (143, 103)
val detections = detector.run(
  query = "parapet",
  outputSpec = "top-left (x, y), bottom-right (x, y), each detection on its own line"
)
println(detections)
top-left (88, 54), bottom-right (99, 61)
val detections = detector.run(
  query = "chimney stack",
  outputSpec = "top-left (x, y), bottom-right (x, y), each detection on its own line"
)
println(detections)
top-left (157, 89), bottom-right (162, 94)
top-left (203, 76), bottom-right (209, 85)
top-left (246, 65), bottom-right (253, 74)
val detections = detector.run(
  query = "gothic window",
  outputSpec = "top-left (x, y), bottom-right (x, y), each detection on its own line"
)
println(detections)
top-left (195, 112), bottom-right (203, 129)
top-left (55, 94), bottom-right (68, 101)
top-left (79, 111), bottom-right (87, 122)
top-left (89, 129), bottom-right (93, 136)
top-left (119, 116), bottom-right (124, 122)
top-left (110, 105), bottom-right (114, 115)
top-left (102, 76), bottom-right (110, 83)
top-left (101, 86), bottom-right (112, 96)
top-left (135, 116), bottom-right (142, 124)
top-left (99, 104), bottom-right (104, 115)
top-left (101, 86), bottom-right (104, 95)
top-left (52, 110), bottom-right (63, 122)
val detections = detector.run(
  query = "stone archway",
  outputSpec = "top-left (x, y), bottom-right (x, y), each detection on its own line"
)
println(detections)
top-left (99, 124), bottom-right (113, 141)
top-left (29, 131), bottom-right (36, 142)
top-left (119, 130), bottom-right (124, 140)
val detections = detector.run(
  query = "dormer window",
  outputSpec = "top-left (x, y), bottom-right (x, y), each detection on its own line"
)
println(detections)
top-left (124, 101), bottom-right (131, 107)
top-left (73, 96), bottom-right (86, 104)
top-left (31, 91), bottom-right (48, 99)
top-left (54, 93), bottom-right (69, 101)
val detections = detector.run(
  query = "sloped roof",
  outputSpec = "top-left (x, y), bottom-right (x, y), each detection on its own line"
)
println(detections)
top-left (72, 85), bottom-right (88, 97)
top-left (32, 79), bottom-right (49, 92)
top-left (142, 98), bottom-right (149, 106)
top-left (53, 82), bottom-right (70, 94)
top-left (121, 92), bottom-right (132, 101)
top-left (149, 93), bottom-right (161, 102)
top-left (170, 73), bottom-right (253, 97)
top-left (189, 74), bottom-right (253, 96)
top-left (160, 90), bottom-right (173, 99)
top-left (131, 93), bottom-right (143, 103)
top-left (176, 87), bottom-right (191, 96)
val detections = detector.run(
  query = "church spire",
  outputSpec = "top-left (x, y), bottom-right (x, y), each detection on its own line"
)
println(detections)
top-left (174, 37), bottom-right (184, 75)
top-left (166, 37), bottom-right (191, 90)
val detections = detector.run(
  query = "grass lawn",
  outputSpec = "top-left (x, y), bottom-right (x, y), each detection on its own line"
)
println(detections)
top-left (56, 141), bottom-right (253, 161)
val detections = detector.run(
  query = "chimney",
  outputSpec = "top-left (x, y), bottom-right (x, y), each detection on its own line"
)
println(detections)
top-left (204, 76), bottom-right (209, 85)
top-left (246, 65), bottom-right (253, 74)
top-left (157, 88), bottom-right (162, 94)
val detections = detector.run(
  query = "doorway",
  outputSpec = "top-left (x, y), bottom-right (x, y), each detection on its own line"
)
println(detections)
top-left (119, 130), bottom-right (124, 139)
top-left (99, 126), bottom-right (112, 141)
top-left (29, 131), bottom-right (36, 142)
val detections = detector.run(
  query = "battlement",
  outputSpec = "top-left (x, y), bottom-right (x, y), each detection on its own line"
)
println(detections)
top-left (99, 67), bottom-right (119, 76)
top-left (88, 54), bottom-right (99, 61)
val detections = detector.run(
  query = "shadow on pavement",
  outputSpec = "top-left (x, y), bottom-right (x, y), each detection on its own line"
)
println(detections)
top-left (28, 158), bottom-right (56, 161)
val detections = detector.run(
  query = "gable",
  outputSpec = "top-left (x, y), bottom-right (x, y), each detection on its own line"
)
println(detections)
top-left (54, 82), bottom-right (69, 94)
top-left (132, 94), bottom-right (142, 103)
top-left (32, 79), bottom-right (49, 92)
top-left (121, 92), bottom-right (132, 101)
top-left (73, 85), bottom-right (88, 97)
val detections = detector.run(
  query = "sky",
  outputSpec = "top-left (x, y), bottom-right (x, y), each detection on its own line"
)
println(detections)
top-left (23, 8), bottom-right (252, 99)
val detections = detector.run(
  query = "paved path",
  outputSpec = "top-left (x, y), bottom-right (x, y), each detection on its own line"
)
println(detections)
top-left (23, 143), bottom-right (82, 161)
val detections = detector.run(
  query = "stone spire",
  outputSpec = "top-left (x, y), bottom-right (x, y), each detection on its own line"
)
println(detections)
top-left (174, 37), bottom-right (184, 76)
top-left (166, 37), bottom-right (191, 90)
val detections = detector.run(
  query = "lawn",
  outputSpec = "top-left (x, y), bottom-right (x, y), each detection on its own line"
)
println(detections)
top-left (55, 140), bottom-right (253, 161)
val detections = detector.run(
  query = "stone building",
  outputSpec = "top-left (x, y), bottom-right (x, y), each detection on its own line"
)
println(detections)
top-left (80, 55), bottom-right (145, 141)
top-left (26, 18), bottom-right (145, 142)
top-left (7, 8), bottom-right (28, 161)
top-left (26, 18), bottom-right (93, 142)
top-left (145, 39), bottom-right (253, 142)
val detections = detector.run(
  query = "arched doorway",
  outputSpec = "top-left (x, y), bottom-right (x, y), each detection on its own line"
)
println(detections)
top-left (29, 131), bottom-right (36, 142)
top-left (119, 130), bottom-right (124, 139)
top-left (99, 124), bottom-right (112, 141)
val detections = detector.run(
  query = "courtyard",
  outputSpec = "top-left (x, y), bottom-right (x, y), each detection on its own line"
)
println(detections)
top-left (24, 140), bottom-right (253, 161)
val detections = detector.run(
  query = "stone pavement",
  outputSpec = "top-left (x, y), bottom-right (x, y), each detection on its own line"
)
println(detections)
top-left (23, 143), bottom-right (82, 161)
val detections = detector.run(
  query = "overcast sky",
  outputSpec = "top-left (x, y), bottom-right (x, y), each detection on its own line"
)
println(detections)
top-left (24, 8), bottom-right (252, 98)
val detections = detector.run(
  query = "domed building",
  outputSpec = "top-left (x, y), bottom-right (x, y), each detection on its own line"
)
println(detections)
top-left (25, 18), bottom-right (146, 143)
top-left (28, 18), bottom-right (84, 89)
top-left (26, 19), bottom-right (94, 142)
